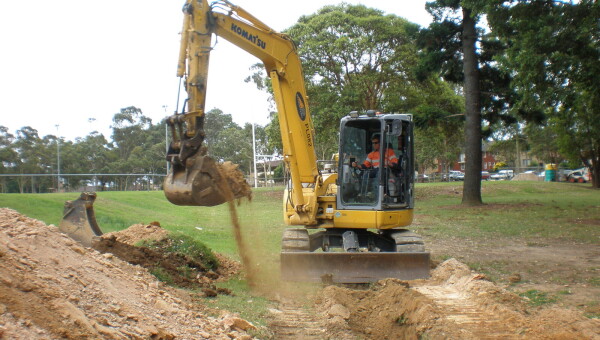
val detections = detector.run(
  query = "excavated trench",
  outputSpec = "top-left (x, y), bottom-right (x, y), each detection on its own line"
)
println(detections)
top-left (269, 259), bottom-right (599, 340)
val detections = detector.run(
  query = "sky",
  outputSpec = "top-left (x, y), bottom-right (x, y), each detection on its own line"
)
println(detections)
top-left (0, 0), bottom-right (431, 142)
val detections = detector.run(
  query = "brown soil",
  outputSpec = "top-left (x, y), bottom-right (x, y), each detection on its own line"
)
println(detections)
top-left (316, 260), bottom-right (600, 339)
top-left (219, 161), bottom-right (253, 202)
top-left (1, 207), bottom-right (599, 339)
top-left (424, 234), bottom-right (600, 316)
top-left (0, 208), bottom-right (253, 339)
top-left (93, 223), bottom-right (239, 292)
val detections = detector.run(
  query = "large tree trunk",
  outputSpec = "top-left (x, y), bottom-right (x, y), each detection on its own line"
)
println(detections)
top-left (461, 7), bottom-right (483, 205)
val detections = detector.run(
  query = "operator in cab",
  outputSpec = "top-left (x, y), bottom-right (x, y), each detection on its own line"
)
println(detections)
top-left (351, 136), bottom-right (398, 170)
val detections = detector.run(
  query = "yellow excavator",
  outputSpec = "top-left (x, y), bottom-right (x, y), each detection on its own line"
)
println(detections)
top-left (162, 0), bottom-right (429, 283)
top-left (60, 0), bottom-right (429, 283)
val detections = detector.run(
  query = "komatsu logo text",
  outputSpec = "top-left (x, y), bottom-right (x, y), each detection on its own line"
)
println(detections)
top-left (231, 23), bottom-right (266, 49)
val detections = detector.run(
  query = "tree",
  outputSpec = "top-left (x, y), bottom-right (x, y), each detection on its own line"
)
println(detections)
top-left (489, 0), bottom-right (600, 187)
top-left (411, 79), bottom-right (465, 175)
top-left (524, 123), bottom-right (562, 166)
top-left (286, 4), bottom-right (422, 157)
top-left (110, 106), bottom-right (156, 190)
top-left (418, 0), bottom-right (509, 205)
top-left (0, 126), bottom-right (17, 193)
top-left (13, 127), bottom-right (46, 193)
top-left (203, 108), bottom-right (264, 175)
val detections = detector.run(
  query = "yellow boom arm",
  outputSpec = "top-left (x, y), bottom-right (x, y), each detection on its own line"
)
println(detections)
top-left (166, 0), bottom-right (333, 225)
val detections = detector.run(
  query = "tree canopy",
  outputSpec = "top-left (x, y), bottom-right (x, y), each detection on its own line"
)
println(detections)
top-left (488, 0), bottom-right (600, 187)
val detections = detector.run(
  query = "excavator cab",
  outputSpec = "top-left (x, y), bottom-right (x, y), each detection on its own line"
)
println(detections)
top-left (338, 113), bottom-right (414, 210)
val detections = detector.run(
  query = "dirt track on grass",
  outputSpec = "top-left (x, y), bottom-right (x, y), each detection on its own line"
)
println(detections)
top-left (1, 208), bottom-right (598, 339)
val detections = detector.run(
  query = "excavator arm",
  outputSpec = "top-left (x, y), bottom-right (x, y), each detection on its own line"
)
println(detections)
top-left (164, 0), bottom-right (327, 225)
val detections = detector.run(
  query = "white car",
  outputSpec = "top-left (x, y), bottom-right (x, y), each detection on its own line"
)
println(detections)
top-left (491, 170), bottom-right (514, 180)
top-left (448, 171), bottom-right (464, 181)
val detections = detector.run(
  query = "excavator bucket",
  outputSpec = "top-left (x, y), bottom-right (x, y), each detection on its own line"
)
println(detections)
top-left (280, 252), bottom-right (430, 283)
top-left (164, 154), bottom-right (251, 207)
top-left (59, 192), bottom-right (103, 247)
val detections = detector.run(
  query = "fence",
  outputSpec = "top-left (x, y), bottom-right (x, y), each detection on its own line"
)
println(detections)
top-left (0, 173), bottom-right (292, 194)
top-left (2, 165), bottom-right (568, 193)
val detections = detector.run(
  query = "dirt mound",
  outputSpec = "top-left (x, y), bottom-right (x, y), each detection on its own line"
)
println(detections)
top-left (101, 222), bottom-right (170, 244)
top-left (93, 223), bottom-right (240, 292)
top-left (99, 223), bottom-right (240, 280)
top-left (317, 259), bottom-right (600, 339)
top-left (512, 173), bottom-right (542, 181)
top-left (0, 208), bottom-right (253, 339)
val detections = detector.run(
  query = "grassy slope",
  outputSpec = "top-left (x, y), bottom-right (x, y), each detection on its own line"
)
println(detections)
top-left (0, 188), bottom-right (284, 259)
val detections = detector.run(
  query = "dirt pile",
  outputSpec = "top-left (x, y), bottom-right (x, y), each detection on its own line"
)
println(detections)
top-left (512, 173), bottom-right (542, 181)
top-left (0, 208), bottom-right (253, 339)
top-left (93, 223), bottom-right (240, 292)
top-left (317, 259), bottom-right (600, 339)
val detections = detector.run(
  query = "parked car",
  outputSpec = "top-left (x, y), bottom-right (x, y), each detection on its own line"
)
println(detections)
top-left (481, 171), bottom-right (491, 181)
top-left (448, 170), bottom-right (464, 181)
top-left (491, 169), bottom-right (514, 180)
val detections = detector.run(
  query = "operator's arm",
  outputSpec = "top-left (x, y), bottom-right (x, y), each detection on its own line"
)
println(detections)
top-left (386, 149), bottom-right (399, 168)
top-left (352, 154), bottom-right (374, 169)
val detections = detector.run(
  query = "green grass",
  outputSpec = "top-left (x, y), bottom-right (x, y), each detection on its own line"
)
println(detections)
top-left (467, 260), bottom-right (510, 282)
top-left (210, 277), bottom-right (273, 338)
top-left (0, 189), bottom-right (284, 258)
top-left (518, 289), bottom-right (558, 306)
top-left (414, 181), bottom-right (600, 243)
top-left (143, 232), bottom-right (220, 270)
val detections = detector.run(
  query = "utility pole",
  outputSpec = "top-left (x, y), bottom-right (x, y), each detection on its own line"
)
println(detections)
top-left (162, 105), bottom-right (170, 175)
top-left (55, 124), bottom-right (61, 192)
top-left (88, 118), bottom-right (97, 190)
top-left (252, 123), bottom-right (258, 188)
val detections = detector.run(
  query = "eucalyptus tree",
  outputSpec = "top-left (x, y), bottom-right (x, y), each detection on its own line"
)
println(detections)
top-left (202, 108), bottom-right (265, 175)
top-left (0, 126), bottom-right (17, 192)
top-left (286, 4), bottom-right (422, 157)
top-left (523, 123), bottom-right (562, 167)
top-left (69, 132), bottom-right (113, 190)
top-left (109, 106), bottom-right (154, 189)
top-left (13, 127), bottom-right (46, 192)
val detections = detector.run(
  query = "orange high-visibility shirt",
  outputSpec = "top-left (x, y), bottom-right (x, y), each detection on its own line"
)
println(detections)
top-left (363, 148), bottom-right (398, 168)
